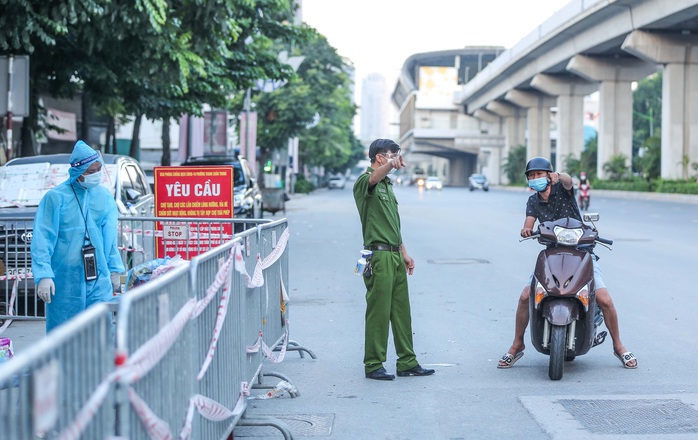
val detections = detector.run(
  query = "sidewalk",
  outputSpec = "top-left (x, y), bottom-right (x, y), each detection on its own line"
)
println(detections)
top-left (2, 320), bottom-right (45, 355)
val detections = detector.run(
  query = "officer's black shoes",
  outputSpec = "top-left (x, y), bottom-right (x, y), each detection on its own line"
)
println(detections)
top-left (365, 367), bottom-right (395, 380)
top-left (397, 364), bottom-right (435, 377)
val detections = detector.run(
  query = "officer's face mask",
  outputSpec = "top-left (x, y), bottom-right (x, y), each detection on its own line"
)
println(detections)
top-left (528, 176), bottom-right (549, 192)
top-left (79, 170), bottom-right (102, 189)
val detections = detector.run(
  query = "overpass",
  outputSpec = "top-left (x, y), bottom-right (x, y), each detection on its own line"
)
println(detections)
top-left (392, 47), bottom-right (505, 186)
top-left (456, 0), bottom-right (698, 180)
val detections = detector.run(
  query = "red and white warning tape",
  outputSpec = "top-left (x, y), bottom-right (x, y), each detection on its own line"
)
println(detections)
top-left (0, 279), bottom-right (19, 335)
top-left (0, 273), bottom-right (32, 281)
top-left (58, 226), bottom-right (290, 440)
top-left (0, 197), bottom-right (26, 208)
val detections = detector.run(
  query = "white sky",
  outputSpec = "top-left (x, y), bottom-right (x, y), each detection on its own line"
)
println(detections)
top-left (301, 0), bottom-right (571, 100)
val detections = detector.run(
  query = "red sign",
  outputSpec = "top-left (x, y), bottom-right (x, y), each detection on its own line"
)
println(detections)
top-left (154, 166), bottom-right (234, 259)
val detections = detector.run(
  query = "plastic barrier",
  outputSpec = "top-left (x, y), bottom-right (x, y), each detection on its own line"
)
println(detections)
top-left (0, 218), bottom-right (310, 439)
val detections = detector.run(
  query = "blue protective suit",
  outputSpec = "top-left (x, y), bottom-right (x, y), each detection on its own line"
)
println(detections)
top-left (31, 141), bottom-right (124, 332)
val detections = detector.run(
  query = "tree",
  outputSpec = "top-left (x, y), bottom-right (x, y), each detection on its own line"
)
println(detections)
top-left (565, 134), bottom-right (598, 180)
top-left (502, 145), bottom-right (527, 185)
top-left (1, 0), bottom-right (309, 160)
top-left (639, 132), bottom-right (661, 179)
top-left (632, 71), bottom-right (662, 173)
top-left (230, 27), bottom-right (360, 175)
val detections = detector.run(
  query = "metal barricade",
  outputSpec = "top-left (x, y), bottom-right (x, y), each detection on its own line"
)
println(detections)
top-left (114, 262), bottom-right (195, 439)
top-left (117, 216), bottom-right (270, 271)
top-left (188, 231), bottom-right (252, 439)
top-left (0, 217), bottom-right (310, 439)
top-left (0, 218), bottom-right (41, 321)
top-left (0, 303), bottom-right (115, 439)
top-left (258, 220), bottom-right (290, 353)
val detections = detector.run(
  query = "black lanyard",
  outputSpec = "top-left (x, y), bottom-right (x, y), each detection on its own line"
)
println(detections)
top-left (71, 183), bottom-right (92, 245)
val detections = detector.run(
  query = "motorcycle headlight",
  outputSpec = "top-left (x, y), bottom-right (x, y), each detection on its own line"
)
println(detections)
top-left (553, 226), bottom-right (583, 245)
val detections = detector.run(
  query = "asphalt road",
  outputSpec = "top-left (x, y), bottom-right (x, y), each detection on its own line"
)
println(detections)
top-left (5, 184), bottom-right (698, 439)
top-left (234, 184), bottom-right (698, 440)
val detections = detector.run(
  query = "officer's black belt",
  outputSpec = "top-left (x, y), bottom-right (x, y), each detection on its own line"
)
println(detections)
top-left (365, 244), bottom-right (402, 252)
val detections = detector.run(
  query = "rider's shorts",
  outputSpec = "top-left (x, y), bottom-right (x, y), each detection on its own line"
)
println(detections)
top-left (528, 258), bottom-right (605, 290)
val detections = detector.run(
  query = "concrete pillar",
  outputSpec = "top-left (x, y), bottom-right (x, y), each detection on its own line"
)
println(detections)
top-left (567, 54), bottom-right (657, 179)
top-left (474, 109), bottom-right (504, 184)
top-left (449, 156), bottom-right (471, 186)
top-left (486, 100), bottom-right (526, 154)
top-left (504, 89), bottom-right (556, 160)
top-left (530, 74), bottom-right (598, 171)
top-left (622, 30), bottom-right (698, 179)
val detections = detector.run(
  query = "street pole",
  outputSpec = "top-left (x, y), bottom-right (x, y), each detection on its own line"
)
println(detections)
top-left (5, 55), bottom-right (13, 160)
top-left (244, 88), bottom-right (251, 158)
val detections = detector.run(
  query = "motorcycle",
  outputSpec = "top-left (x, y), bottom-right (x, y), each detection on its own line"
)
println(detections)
top-left (522, 213), bottom-right (613, 380)
top-left (578, 182), bottom-right (591, 210)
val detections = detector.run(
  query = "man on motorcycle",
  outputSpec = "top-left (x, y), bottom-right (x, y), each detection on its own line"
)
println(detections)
top-left (497, 157), bottom-right (637, 369)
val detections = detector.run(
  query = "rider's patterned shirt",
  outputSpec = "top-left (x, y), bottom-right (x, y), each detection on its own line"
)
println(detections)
top-left (526, 181), bottom-right (581, 222)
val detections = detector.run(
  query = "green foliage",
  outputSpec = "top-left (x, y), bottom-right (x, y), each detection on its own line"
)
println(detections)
top-left (293, 174), bottom-right (315, 194)
top-left (639, 133), bottom-right (661, 179)
top-left (233, 27), bottom-right (359, 173)
top-left (633, 72), bottom-right (662, 159)
top-left (592, 177), bottom-right (655, 192)
top-left (2, 0), bottom-right (310, 155)
top-left (593, 177), bottom-right (698, 194)
top-left (502, 145), bottom-right (527, 185)
top-left (565, 134), bottom-right (598, 180)
top-left (655, 180), bottom-right (698, 194)
top-left (602, 154), bottom-right (629, 181)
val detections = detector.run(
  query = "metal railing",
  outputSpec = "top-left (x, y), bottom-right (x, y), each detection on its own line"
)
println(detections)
top-left (0, 218), bottom-right (310, 439)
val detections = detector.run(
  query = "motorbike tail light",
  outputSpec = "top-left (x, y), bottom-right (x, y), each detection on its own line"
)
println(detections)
top-left (576, 288), bottom-right (590, 310)
top-left (534, 284), bottom-right (546, 306)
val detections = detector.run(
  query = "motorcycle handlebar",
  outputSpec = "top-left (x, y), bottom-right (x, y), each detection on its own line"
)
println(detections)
top-left (596, 237), bottom-right (613, 245)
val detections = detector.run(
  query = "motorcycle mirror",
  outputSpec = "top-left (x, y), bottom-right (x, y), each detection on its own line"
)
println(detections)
top-left (583, 213), bottom-right (600, 222)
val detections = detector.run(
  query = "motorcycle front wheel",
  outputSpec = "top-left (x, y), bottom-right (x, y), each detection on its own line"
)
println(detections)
top-left (549, 325), bottom-right (566, 380)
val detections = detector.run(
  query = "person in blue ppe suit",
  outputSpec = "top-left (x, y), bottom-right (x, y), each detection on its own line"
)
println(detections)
top-left (31, 140), bottom-right (124, 332)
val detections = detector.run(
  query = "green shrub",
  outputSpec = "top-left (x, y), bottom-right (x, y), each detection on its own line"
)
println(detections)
top-left (592, 178), bottom-right (655, 192)
top-left (294, 175), bottom-right (315, 194)
top-left (655, 180), bottom-right (698, 194)
top-left (592, 178), bottom-right (698, 194)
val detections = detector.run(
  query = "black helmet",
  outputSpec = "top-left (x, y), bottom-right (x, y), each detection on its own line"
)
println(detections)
top-left (524, 157), bottom-right (553, 177)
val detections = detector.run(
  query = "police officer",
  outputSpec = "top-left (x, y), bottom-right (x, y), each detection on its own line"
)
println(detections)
top-left (353, 139), bottom-right (435, 380)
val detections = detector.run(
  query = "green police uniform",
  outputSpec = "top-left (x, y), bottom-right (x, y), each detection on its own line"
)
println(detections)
top-left (353, 168), bottom-right (418, 374)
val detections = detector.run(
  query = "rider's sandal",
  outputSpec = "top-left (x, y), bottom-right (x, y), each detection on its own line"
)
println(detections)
top-left (614, 351), bottom-right (638, 369)
top-left (497, 351), bottom-right (524, 369)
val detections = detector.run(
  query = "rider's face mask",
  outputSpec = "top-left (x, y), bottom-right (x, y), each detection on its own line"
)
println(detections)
top-left (80, 170), bottom-right (103, 189)
top-left (528, 176), bottom-right (549, 192)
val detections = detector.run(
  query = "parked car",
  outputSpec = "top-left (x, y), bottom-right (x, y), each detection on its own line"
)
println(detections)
top-left (0, 153), bottom-right (154, 318)
top-left (327, 176), bottom-right (346, 189)
top-left (468, 173), bottom-right (490, 191)
top-left (181, 155), bottom-right (263, 220)
top-left (424, 176), bottom-right (443, 190)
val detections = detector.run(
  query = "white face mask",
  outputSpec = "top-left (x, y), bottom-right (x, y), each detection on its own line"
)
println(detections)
top-left (80, 170), bottom-right (102, 189)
